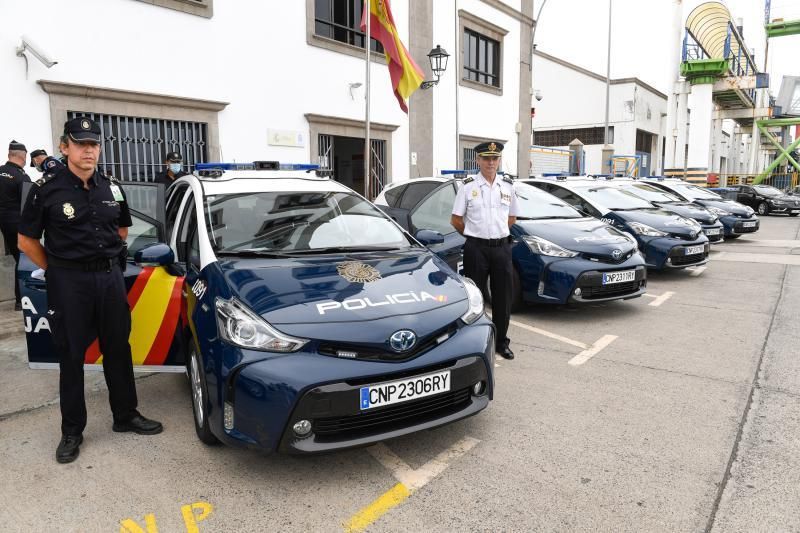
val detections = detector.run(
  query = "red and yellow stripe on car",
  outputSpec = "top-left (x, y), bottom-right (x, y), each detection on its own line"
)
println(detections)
top-left (84, 267), bottom-right (184, 365)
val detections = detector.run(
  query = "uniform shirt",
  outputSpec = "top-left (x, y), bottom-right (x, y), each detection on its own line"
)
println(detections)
top-left (154, 169), bottom-right (187, 186)
top-left (452, 172), bottom-right (520, 239)
top-left (0, 161), bottom-right (31, 217)
top-left (19, 166), bottom-right (132, 261)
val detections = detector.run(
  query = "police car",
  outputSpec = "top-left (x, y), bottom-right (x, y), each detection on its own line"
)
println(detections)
top-left (18, 162), bottom-right (494, 453)
top-left (641, 177), bottom-right (760, 239)
top-left (525, 176), bottom-right (710, 270)
top-left (375, 176), bottom-right (647, 307)
top-left (591, 177), bottom-right (725, 242)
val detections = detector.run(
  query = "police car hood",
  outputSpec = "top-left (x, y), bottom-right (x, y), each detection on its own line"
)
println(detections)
top-left (515, 217), bottom-right (635, 255)
top-left (692, 198), bottom-right (753, 216)
top-left (612, 208), bottom-right (701, 236)
top-left (652, 202), bottom-right (716, 224)
top-left (219, 248), bottom-right (470, 333)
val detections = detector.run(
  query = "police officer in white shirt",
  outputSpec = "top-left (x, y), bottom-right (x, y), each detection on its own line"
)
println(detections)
top-left (450, 141), bottom-right (519, 359)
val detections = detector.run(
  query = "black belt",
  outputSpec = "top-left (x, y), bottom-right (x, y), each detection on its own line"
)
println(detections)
top-left (48, 256), bottom-right (115, 272)
top-left (466, 236), bottom-right (511, 247)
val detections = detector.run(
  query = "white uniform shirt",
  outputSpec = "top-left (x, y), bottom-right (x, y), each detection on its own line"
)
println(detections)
top-left (452, 172), bottom-right (520, 239)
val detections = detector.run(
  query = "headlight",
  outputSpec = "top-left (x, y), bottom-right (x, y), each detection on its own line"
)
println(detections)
top-left (460, 278), bottom-right (484, 325)
top-left (628, 221), bottom-right (667, 237)
top-left (216, 297), bottom-right (308, 352)
top-left (522, 235), bottom-right (579, 257)
top-left (707, 206), bottom-right (730, 216)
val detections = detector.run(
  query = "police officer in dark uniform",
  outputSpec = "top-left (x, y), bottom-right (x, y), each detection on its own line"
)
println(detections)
top-left (0, 140), bottom-right (32, 310)
top-left (154, 151), bottom-right (187, 186)
top-left (30, 149), bottom-right (65, 175)
top-left (18, 118), bottom-right (162, 464)
top-left (451, 142), bottom-right (519, 359)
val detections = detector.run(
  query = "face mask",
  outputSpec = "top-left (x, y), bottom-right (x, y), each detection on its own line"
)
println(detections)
top-left (168, 163), bottom-right (182, 173)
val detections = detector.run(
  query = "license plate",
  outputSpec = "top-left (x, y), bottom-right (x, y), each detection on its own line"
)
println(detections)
top-left (704, 228), bottom-right (721, 236)
top-left (602, 270), bottom-right (636, 285)
top-left (685, 245), bottom-right (705, 255)
top-left (743, 221), bottom-right (757, 228)
top-left (360, 370), bottom-right (451, 410)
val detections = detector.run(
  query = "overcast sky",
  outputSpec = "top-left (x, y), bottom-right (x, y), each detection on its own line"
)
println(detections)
top-left (533, 0), bottom-right (799, 96)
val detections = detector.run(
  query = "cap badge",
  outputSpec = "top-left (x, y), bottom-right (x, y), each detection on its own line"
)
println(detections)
top-left (63, 203), bottom-right (75, 219)
top-left (488, 142), bottom-right (496, 152)
top-left (337, 261), bottom-right (382, 283)
top-left (81, 120), bottom-right (91, 130)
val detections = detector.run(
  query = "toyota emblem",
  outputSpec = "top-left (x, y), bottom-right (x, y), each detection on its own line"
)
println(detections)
top-left (611, 249), bottom-right (622, 260)
top-left (389, 330), bottom-right (417, 352)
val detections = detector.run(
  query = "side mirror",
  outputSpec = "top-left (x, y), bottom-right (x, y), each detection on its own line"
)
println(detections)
top-left (134, 243), bottom-right (174, 267)
top-left (415, 229), bottom-right (445, 245)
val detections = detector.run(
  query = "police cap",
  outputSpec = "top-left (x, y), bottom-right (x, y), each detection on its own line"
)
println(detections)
top-left (64, 117), bottom-right (102, 144)
top-left (30, 149), bottom-right (48, 167)
top-left (475, 141), bottom-right (503, 157)
top-left (9, 140), bottom-right (27, 152)
top-left (165, 151), bottom-right (182, 162)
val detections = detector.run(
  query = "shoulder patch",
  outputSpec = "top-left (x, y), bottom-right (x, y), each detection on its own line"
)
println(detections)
top-left (35, 173), bottom-right (57, 186)
top-left (503, 176), bottom-right (514, 184)
top-left (463, 177), bottom-right (474, 184)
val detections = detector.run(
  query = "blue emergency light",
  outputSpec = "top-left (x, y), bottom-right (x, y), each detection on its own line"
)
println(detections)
top-left (195, 161), bottom-right (320, 171)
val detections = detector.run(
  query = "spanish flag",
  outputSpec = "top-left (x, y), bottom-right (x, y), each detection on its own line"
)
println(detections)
top-left (360, 0), bottom-right (425, 113)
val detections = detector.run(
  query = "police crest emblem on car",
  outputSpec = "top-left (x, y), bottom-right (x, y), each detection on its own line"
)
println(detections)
top-left (337, 261), bottom-right (382, 283)
top-left (389, 330), bottom-right (417, 352)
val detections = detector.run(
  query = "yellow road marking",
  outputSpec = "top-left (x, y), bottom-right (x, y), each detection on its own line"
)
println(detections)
top-left (343, 482), bottom-right (410, 533)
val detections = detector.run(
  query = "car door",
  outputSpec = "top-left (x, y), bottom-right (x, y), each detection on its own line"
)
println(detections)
top-left (19, 181), bottom-right (186, 371)
top-left (736, 186), bottom-right (756, 207)
top-left (408, 182), bottom-right (465, 273)
top-left (379, 181), bottom-right (440, 230)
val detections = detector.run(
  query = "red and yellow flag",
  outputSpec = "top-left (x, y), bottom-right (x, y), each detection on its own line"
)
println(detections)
top-left (360, 0), bottom-right (425, 113)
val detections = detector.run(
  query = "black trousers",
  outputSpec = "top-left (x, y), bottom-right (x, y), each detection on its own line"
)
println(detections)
top-left (0, 217), bottom-right (21, 304)
top-left (47, 265), bottom-right (138, 436)
top-left (463, 238), bottom-right (513, 348)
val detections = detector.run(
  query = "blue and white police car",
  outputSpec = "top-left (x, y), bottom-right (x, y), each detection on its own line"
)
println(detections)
top-left (18, 162), bottom-right (494, 453)
top-left (525, 176), bottom-right (710, 270)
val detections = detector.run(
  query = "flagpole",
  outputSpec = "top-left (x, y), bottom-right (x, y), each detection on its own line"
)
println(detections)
top-left (364, 1), bottom-right (371, 199)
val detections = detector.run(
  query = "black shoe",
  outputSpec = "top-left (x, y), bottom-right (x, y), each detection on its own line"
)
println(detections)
top-left (497, 344), bottom-right (515, 360)
top-left (113, 414), bottom-right (163, 435)
top-left (14, 302), bottom-right (22, 311)
top-left (56, 434), bottom-right (83, 464)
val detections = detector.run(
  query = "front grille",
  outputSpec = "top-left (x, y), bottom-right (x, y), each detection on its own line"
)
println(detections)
top-left (579, 280), bottom-right (640, 299)
top-left (313, 388), bottom-right (472, 439)
top-left (734, 222), bottom-right (758, 233)
top-left (671, 252), bottom-right (705, 266)
top-left (706, 232), bottom-right (724, 242)
top-left (318, 324), bottom-right (458, 363)
top-left (580, 250), bottom-right (634, 264)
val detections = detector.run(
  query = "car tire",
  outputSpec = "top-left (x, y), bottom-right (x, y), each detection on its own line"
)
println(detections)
top-left (727, 234), bottom-right (741, 239)
top-left (757, 202), bottom-right (769, 216)
top-left (790, 213), bottom-right (799, 217)
top-left (187, 345), bottom-right (220, 445)
top-left (483, 266), bottom-right (523, 312)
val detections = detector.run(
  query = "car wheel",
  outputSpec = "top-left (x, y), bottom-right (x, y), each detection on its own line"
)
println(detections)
top-left (483, 267), bottom-right (523, 312)
top-left (188, 346), bottom-right (219, 445)
top-left (727, 234), bottom-right (741, 239)
top-left (790, 213), bottom-right (799, 217)
top-left (757, 202), bottom-right (769, 215)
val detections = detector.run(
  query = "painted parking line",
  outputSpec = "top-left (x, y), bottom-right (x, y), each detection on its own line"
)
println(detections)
top-left (508, 318), bottom-right (588, 350)
top-left (344, 437), bottom-right (480, 532)
top-left (568, 334), bottom-right (618, 366)
top-left (643, 291), bottom-right (675, 307)
top-left (689, 266), bottom-right (707, 277)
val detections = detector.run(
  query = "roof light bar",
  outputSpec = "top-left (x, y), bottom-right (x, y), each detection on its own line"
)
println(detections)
top-left (195, 161), bottom-right (321, 172)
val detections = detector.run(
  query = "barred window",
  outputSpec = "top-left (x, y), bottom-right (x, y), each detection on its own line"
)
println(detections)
top-left (463, 29), bottom-right (500, 87)
top-left (315, 0), bottom-right (384, 53)
top-left (535, 127), bottom-right (613, 147)
top-left (68, 111), bottom-right (209, 182)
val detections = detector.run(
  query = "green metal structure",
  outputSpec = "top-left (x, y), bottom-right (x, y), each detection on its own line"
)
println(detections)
top-left (755, 117), bottom-right (800, 183)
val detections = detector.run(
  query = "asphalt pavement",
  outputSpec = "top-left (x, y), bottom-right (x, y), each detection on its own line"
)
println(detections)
top-left (0, 216), bottom-right (799, 532)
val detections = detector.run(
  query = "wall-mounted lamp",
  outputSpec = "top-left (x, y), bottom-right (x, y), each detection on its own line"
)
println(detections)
top-left (420, 45), bottom-right (450, 90)
top-left (349, 82), bottom-right (363, 100)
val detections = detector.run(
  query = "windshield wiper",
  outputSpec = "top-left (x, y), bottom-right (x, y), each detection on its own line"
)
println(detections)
top-left (217, 249), bottom-right (294, 258)
top-left (287, 246), bottom-right (401, 255)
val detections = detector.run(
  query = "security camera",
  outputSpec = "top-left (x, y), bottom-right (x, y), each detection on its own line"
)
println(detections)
top-left (534, 89), bottom-right (543, 102)
top-left (16, 35), bottom-right (58, 69)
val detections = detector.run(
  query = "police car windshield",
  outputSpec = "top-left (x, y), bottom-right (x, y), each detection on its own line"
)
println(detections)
top-left (205, 191), bottom-right (410, 253)
top-left (572, 185), bottom-right (653, 210)
top-left (621, 183), bottom-right (682, 203)
top-left (754, 185), bottom-right (783, 197)
top-left (675, 184), bottom-right (722, 200)
top-left (515, 183), bottom-right (581, 219)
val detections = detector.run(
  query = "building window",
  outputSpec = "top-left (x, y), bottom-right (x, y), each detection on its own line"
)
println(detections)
top-left (463, 29), bottom-right (500, 87)
top-left (68, 111), bottom-right (209, 182)
top-left (134, 0), bottom-right (213, 18)
top-left (314, 0), bottom-right (383, 53)
top-left (635, 129), bottom-right (655, 154)
top-left (535, 127), bottom-right (613, 147)
top-left (458, 10), bottom-right (507, 96)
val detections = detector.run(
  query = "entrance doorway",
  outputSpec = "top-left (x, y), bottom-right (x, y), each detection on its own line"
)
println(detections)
top-left (318, 134), bottom-right (386, 199)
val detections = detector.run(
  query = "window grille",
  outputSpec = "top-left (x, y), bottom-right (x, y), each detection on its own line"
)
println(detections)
top-left (67, 111), bottom-right (209, 182)
top-left (315, 0), bottom-right (384, 53)
top-left (535, 127), bottom-right (613, 147)
top-left (463, 29), bottom-right (500, 87)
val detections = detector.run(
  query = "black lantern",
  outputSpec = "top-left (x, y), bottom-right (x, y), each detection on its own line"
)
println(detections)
top-left (421, 44), bottom-right (450, 90)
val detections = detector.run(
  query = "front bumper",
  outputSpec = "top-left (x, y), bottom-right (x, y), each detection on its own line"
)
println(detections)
top-left (219, 319), bottom-right (495, 453)
top-left (720, 215), bottom-right (759, 236)
top-left (640, 236), bottom-right (710, 270)
top-left (766, 203), bottom-right (800, 215)
top-left (569, 266), bottom-right (647, 303)
top-left (701, 222), bottom-right (725, 242)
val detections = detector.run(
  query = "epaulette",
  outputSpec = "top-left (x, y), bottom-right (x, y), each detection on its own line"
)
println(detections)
top-left (463, 177), bottom-right (474, 184)
top-left (503, 176), bottom-right (514, 184)
top-left (35, 172), bottom-right (58, 186)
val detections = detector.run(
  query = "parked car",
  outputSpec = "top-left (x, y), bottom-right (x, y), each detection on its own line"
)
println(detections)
top-left (525, 176), bottom-right (709, 270)
top-left (598, 178), bottom-right (725, 242)
top-left (19, 163), bottom-right (495, 453)
top-left (641, 178), bottom-right (759, 239)
top-left (716, 184), bottom-right (800, 216)
top-left (786, 185), bottom-right (800, 196)
top-left (376, 177), bottom-right (647, 308)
